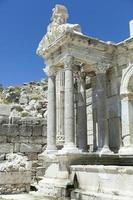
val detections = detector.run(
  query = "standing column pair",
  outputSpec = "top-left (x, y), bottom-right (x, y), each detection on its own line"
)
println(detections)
top-left (46, 56), bottom-right (87, 154)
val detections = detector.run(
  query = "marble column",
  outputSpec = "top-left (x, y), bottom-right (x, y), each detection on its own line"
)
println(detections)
top-left (76, 73), bottom-right (88, 152)
top-left (46, 69), bottom-right (57, 153)
top-left (61, 55), bottom-right (79, 153)
top-left (96, 71), bottom-right (112, 154)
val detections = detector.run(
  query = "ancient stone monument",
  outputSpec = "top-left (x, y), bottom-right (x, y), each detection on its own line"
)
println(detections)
top-left (0, 3), bottom-right (133, 200)
top-left (36, 4), bottom-right (133, 200)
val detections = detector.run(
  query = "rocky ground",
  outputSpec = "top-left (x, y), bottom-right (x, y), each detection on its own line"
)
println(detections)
top-left (0, 193), bottom-right (49, 200)
top-left (0, 193), bottom-right (69, 200)
top-left (0, 80), bottom-right (48, 119)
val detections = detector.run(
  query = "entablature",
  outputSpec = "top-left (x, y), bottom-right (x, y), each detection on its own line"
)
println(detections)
top-left (38, 32), bottom-right (115, 74)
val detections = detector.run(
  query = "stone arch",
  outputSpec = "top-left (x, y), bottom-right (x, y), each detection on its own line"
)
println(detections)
top-left (120, 64), bottom-right (133, 96)
top-left (119, 64), bottom-right (133, 155)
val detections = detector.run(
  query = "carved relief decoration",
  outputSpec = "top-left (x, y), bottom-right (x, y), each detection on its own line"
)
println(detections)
top-left (37, 5), bottom-right (82, 56)
top-left (120, 63), bottom-right (133, 99)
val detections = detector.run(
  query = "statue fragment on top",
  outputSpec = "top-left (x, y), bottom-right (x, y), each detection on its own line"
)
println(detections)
top-left (37, 5), bottom-right (82, 55)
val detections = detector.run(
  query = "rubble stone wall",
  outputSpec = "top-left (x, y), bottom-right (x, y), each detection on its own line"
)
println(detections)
top-left (0, 116), bottom-right (47, 180)
top-left (0, 154), bottom-right (32, 194)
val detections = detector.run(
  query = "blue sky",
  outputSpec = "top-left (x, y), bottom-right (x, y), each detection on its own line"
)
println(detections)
top-left (0, 0), bottom-right (133, 87)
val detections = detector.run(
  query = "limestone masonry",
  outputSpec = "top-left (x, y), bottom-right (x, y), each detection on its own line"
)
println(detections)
top-left (1, 4), bottom-right (133, 200)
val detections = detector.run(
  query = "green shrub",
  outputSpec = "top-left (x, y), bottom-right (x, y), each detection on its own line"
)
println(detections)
top-left (21, 112), bottom-right (29, 117)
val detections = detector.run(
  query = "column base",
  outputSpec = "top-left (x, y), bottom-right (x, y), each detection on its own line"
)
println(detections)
top-left (38, 149), bottom-right (58, 163)
top-left (39, 146), bottom-right (57, 157)
top-left (45, 148), bottom-right (58, 154)
top-left (119, 146), bottom-right (133, 156)
top-left (59, 142), bottom-right (80, 154)
top-left (97, 146), bottom-right (113, 156)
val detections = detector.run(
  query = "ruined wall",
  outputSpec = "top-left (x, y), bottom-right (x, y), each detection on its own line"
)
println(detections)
top-left (0, 116), bottom-right (47, 180)
top-left (0, 154), bottom-right (31, 194)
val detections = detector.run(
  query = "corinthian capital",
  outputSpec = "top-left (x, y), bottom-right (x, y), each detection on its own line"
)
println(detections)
top-left (93, 62), bottom-right (110, 74)
top-left (64, 55), bottom-right (74, 70)
top-left (44, 67), bottom-right (57, 77)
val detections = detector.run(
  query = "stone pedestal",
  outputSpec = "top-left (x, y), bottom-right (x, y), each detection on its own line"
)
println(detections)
top-left (70, 165), bottom-right (133, 200)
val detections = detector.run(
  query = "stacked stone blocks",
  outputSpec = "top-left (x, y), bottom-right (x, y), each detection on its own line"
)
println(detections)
top-left (0, 117), bottom-right (47, 180)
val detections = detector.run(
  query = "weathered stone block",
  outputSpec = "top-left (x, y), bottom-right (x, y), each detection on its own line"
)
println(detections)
top-left (28, 136), bottom-right (46, 144)
top-left (0, 171), bottom-right (31, 184)
top-left (0, 116), bottom-right (9, 124)
top-left (0, 183), bottom-right (30, 194)
top-left (36, 167), bottom-right (46, 177)
top-left (117, 64), bottom-right (126, 77)
top-left (25, 153), bottom-right (38, 160)
top-left (10, 117), bottom-right (22, 125)
top-left (0, 136), bottom-right (6, 143)
top-left (42, 125), bottom-right (47, 136)
top-left (0, 144), bottom-right (13, 153)
top-left (2, 124), bottom-right (19, 136)
top-left (13, 143), bottom-right (20, 153)
top-left (19, 125), bottom-right (32, 136)
top-left (7, 136), bottom-right (20, 143)
top-left (0, 104), bottom-right (12, 116)
top-left (21, 117), bottom-right (43, 125)
top-left (117, 54), bottom-right (127, 66)
top-left (0, 125), bottom-right (3, 135)
top-left (20, 143), bottom-right (42, 153)
top-left (20, 136), bottom-right (29, 143)
top-left (0, 154), bottom-right (5, 161)
top-left (32, 125), bottom-right (43, 136)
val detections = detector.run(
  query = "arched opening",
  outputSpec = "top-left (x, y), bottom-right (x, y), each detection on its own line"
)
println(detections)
top-left (119, 64), bottom-right (133, 155)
